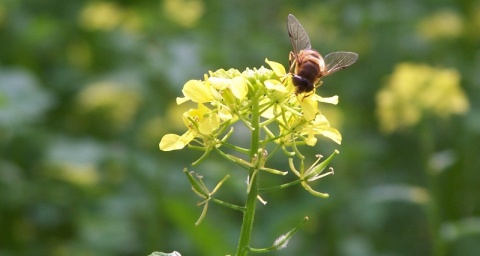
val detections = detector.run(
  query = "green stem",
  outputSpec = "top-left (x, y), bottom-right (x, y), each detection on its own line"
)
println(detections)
top-left (259, 179), bottom-right (301, 193)
top-left (211, 198), bottom-right (246, 212)
top-left (235, 94), bottom-right (261, 256)
top-left (420, 118), bottom-right (445, 256)
top-left (426, 174), bottom-right (444, 256)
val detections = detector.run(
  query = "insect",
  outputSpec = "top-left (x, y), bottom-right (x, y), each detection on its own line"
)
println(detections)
top-left (287, 14), bottom-right (358, 95)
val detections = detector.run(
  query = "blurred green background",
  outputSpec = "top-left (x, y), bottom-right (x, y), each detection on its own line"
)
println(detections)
top-left (1, 0), bottom-right (480, 255)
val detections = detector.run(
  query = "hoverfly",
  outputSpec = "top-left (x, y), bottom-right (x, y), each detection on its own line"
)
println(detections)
top-left (287, 14), bottom-right (358, 95)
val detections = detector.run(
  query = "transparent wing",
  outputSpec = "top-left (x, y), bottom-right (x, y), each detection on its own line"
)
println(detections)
top-left (287, 14), bottom-right (311, 55)
top-left (323, 52), bottom-right (358, 75)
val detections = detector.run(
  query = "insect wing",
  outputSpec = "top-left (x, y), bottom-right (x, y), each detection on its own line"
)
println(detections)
top-left (287, 14), bottom-right (312, 55)
top-left (323, 52), bottom-right (358, 76)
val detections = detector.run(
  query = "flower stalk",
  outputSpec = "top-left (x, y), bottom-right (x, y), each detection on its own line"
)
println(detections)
top-left (236, 89), bottom-right (260, 256)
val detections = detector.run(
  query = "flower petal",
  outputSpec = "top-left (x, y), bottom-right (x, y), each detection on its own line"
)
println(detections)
top-left (182, 80), bottom-right (214, 103)
top-left (313, 94), bottom-right (338, 105)
top-left (199, 113), bottom-right (220, 134)
top-left (300, 97), bottom-right (318, 121)
top-left (159, 134), bottom-right (185, 151)
top-left (208, 77), bottom-right (230, 90)
top-left (176, 96), bottom-right (189, 105)
top-left (230, 76), bottom-right (248, 100)
top-left (319, 128), bottom-right (342, 145)
top-left (265, 79), bottom-right (288, 93)
top-left (265, 59), bottom-right (287, 77)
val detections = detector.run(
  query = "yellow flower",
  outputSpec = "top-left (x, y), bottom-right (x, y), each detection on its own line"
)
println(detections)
top-left (159, 103), bottom-right (219, 151)
top-left (160, 59), bottom-right (344, 152)
top-left (177, 79), bottom-right (215, 104)
top-left (301, 114), bottom-right (342, 146)
top-left (376, 63), bottom-right (469, 133)
top-left (299, 96), bottom-right (318, 121)
top-left (183, 104), bottom-right (220, 135)
top-left (417, 10), bottom-right (463, 40)
top-left (211, 76), bottom-right (248, 100)
top-left (159, 130), bottom-right (196, 151)
top-left (265, 59), bottom-right (287, 78)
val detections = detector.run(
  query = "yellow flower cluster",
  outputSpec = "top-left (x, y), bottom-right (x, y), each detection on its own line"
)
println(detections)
top-left (160, 59), bottom-right (341, 152)
top-left (376, 63), bottom-right (469, 133)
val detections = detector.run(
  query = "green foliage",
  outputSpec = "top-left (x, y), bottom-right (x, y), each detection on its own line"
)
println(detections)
top-left (1, 0), bottom-right (480, 255)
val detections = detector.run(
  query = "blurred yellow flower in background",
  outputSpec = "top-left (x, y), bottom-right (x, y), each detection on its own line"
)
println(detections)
top-left (163, 0), bottom-right (205, 28)
top-left (76, 81), bottom-right (141, 130)
top-left (376, 63), bottom-right (469, 133)
top-left (417, 10), bottom-right (463, 40)
top-left (79, 2), bottom-right (142, 32)
top-left (80, 2), bottom-right (123, 30)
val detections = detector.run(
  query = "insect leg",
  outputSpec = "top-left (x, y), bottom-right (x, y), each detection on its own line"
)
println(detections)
top-left (288, 51), bottom-right (297, 73)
